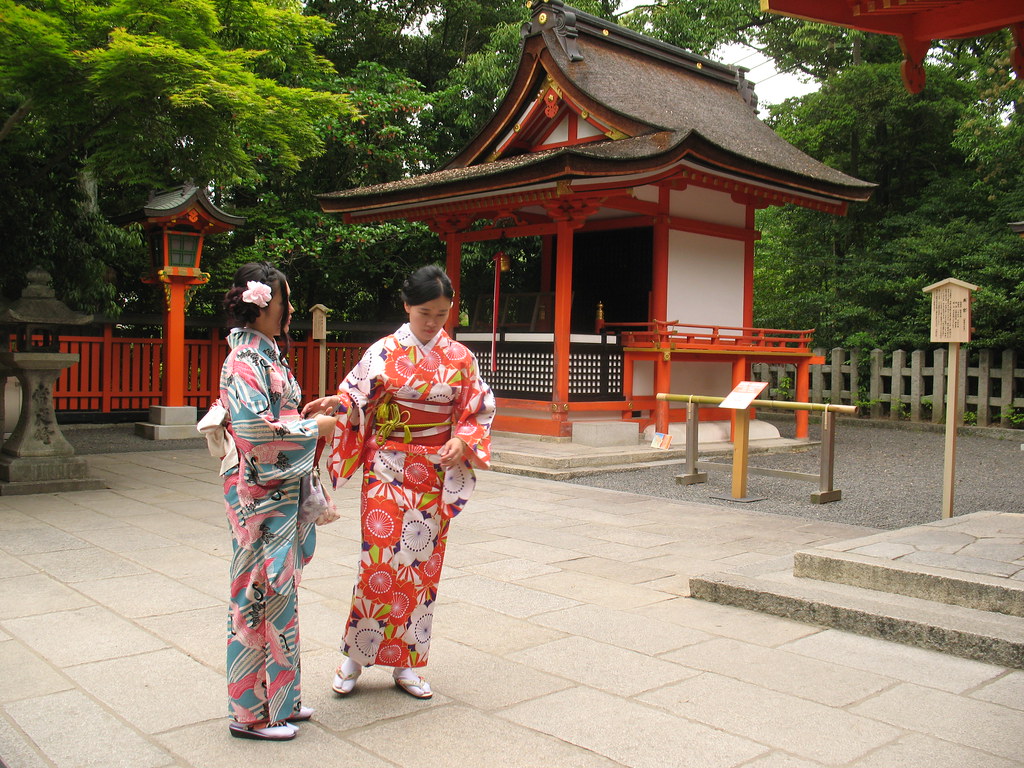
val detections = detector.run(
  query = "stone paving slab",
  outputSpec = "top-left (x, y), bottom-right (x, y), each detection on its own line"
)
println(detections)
top-left (0, 446), bottom-right (1021, 768)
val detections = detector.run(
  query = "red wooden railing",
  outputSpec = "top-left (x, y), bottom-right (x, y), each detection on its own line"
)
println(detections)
top-left (41, 329), bottom-right (369, 413)
top-left (597, 319), bottom-right (815, 352)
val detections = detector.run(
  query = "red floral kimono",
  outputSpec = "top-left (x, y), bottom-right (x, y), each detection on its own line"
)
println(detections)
top-left (327, 323), bottom-right (495, 668)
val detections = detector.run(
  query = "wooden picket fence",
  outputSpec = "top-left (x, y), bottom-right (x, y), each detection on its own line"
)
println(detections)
top-left (752, 347), bottom-right (1024, 428)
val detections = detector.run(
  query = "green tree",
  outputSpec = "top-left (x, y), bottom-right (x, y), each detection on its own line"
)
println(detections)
top-left (0, 0), bottom-right (358, 314)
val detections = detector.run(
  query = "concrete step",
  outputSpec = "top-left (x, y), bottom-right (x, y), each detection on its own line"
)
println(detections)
top-left (793, 548), bottom-right (1024, 618)
top-left (689, 558), bottom-right (1024, 669)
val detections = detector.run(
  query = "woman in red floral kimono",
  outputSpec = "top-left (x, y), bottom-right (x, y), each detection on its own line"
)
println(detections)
top-left (303, 265), bottom-right (495, 699)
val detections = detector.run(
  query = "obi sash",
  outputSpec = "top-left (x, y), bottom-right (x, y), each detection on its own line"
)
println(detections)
top-left (374, 396), bottom-right (452, 447)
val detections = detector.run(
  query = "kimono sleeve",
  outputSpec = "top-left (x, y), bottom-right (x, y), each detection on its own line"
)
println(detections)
top-left (454, 349), bottom-right (495, 469)
top-left (327, 344), bottom-right (384, 485)
top-left (224, 355), bottom-right (318, 484)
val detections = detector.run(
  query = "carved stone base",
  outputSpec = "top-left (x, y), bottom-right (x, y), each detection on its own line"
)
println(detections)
top-left (0, 454), bottom-right (105, 494)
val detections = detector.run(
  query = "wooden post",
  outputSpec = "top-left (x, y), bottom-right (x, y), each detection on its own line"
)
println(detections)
top-left (311, 304), bottom-right (329, 399)
top-left (941, 341), bottom-right (961, 518)
top-left (676, 400), bottom-right (707, 485)
top-left (731, 406), bottom-right (751, 499)
top-left (811, 409), bottom-right (842, 503)
top-left (923, 277), bottom-right (978, 520)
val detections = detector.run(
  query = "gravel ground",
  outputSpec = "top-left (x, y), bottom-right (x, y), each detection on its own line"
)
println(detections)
top-left (567, 416), bottom-right (1024, 530)
top-left (62, 423), bottom-right (208, 455)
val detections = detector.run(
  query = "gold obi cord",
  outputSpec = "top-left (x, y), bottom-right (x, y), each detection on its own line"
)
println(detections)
top-left (375, 399), bottom-right (452, 443)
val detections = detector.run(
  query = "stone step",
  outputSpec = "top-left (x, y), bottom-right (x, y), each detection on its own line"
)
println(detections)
top-left (689, 558), bottom-right (1024, 669)
top-left (490, 445), bottom-right (689, 470)
top-left (793, 548), bottom-right (1024, 618)
top-left (490, 457), bottom-right (690, 480)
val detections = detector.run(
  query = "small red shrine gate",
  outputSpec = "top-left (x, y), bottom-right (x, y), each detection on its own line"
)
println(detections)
top-left (318, 1), bottom-right (875, 439)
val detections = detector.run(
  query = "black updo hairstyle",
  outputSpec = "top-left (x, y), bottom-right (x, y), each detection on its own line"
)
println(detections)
top-left (222, 261), bottom-right (291, 358)
top-left (401, 264), bottom-right (454, 306)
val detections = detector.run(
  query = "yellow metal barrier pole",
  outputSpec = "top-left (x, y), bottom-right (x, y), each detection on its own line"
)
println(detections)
top-left (656, 393), bottom-right (857, 415)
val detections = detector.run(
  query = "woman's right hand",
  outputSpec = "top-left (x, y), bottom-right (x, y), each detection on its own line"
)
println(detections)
top-left (315, 414), bottom-right (339, 437)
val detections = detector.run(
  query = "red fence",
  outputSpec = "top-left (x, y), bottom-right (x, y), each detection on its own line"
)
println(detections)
top-left (48, 327), bottom-right (369, 414)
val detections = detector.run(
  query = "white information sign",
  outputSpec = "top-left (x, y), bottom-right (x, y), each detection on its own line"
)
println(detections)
top-left (718, 380), bottom-right (768, 410)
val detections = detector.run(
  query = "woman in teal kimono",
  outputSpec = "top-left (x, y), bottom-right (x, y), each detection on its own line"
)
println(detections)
top-left (219, 262), bottom-right (338, 741)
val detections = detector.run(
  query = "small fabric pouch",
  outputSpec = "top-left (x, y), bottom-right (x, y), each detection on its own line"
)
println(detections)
top-left (298, 438), bottom-right (338, 526)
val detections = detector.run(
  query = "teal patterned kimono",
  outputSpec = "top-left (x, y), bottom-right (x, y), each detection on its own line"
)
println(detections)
top-left (219, 327), bottom-right (318, 728)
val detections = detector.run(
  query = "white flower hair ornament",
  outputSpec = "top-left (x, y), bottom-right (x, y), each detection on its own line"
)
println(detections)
top-left (241, 280), bottom-right (273, 308)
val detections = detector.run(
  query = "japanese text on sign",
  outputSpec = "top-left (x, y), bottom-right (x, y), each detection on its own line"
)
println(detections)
top-left (929, 286), bottom-right (971, 343)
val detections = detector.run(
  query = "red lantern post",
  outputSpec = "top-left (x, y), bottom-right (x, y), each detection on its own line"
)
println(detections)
top-left (115, 185), bottom-right (244, 438)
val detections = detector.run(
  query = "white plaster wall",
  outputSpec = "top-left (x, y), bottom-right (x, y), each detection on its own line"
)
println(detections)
top-left (630, 360), bottom-right (732, 408)
top-left (632, 360), bottom-right (653, 396)
top-left (578, 118), bottom-right (603, 139)
top-left (669, 185), bottom-right (745, 228)
top-left (666, 230), bottom-right (744, 327)
top-left (633, 185), bottom-right (659, 204)
top-left (670, 361), bottom-right (732, 396)
top-left (629, 182), bottom-right (749, 411)
top-left (546, 115), bottom-right (569, 144)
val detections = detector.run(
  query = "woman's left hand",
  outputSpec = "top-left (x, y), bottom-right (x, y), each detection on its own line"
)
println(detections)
top-left (438, 437), bottom-right (466, 469)
top-left (302, 395), bottom-right (339, 417)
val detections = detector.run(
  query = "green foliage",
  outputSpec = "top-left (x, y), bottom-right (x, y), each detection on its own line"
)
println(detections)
top-left (2, 0), bottom-right (1022, 354)
top-left (756, 55), bottom-right (1024, 352)
top-left (0, 0), bottom-right (359, 315)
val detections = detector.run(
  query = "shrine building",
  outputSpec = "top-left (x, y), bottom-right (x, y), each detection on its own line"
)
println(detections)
top-left (318, 0), bottom-right (875, 440)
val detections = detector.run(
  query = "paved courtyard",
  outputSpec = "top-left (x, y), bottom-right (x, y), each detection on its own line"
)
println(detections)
top-left (1, 445), bottom-right (1021, 767)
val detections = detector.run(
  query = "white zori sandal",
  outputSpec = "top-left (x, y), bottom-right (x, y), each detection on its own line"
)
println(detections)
top-left (228, 721), bottom-right (298, 741)
top-left (332, 657), bottom-right (362, 695)
top-left (393, 668), bottom-right (432, 699)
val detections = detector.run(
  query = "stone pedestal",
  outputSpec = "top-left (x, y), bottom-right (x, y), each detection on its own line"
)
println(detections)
top-left (135, 405), bottom-right (199, 440)
top-left (0, 351), bottom-right (104, 494)
top-left (572, 420), bottom-right (640, 447)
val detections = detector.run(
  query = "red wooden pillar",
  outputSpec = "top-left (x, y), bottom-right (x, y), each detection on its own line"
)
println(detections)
top-left (445, 236), bottom-right (462, 334)
top-left (651, 210), bottom-right (669, 322)
top-left (553, 220), bottom-right (574, 405)
top-left (163, 282), bottom-right (188, 407)
top-left (652, 189), bottom-right (670, 432)
top-left (540, 236), bottom-right (553, 294)
top-left (795, 357), bottom-right (810, 438)
top-left (744, 202), bottom-right (757, 328)
top-left (102, 323), bottom-right (114, 414)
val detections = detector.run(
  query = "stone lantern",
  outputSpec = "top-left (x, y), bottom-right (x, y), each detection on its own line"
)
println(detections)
top-left (0, 267), bottom-right (104, 493)
top-left (115, 184), bottom-right (244, 438)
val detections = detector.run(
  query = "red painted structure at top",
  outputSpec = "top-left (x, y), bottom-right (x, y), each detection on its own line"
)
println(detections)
top-left (761, 0), bottom-right (1024, 93)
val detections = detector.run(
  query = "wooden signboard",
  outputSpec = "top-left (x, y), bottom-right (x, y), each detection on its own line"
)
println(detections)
top-left (923, 278), bottom-right (977, 344)
top-left (310, 303), bottom-right (329, 341)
